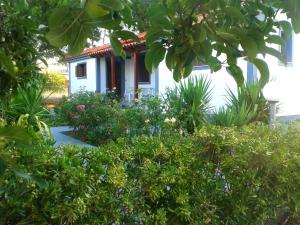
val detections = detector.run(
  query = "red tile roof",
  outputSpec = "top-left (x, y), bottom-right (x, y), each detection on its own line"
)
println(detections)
top-left (66, 32), bottom-right (146, 59)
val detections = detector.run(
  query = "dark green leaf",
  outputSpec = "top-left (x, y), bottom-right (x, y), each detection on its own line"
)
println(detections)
top-left (145, 42), bottom-right (166, 73)
top-left (113, 30), bottom-right (139, 42)
top-left (99, 0), bottom-right (124, 11)
top-left (278, 21), bottom-right (293, 37)
top-left (226, 65), bottom-right (244, 86)
top-left (265, 35), bottom-right (285, 47)
top-left (0, 51), bottom-right (16, 77)
top-left (110, 35), bottom-right (125, 58)
top-left (241, 36), bottom-right (258, 59)
top-left (251, 58), bottom-right (270, 86)
top-left (262, 46), bottom-right (286, 64)
top-left (85, 0), bottom-right (109, 19)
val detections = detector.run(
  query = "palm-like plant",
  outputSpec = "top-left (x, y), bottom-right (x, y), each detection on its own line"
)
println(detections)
top-left (165, 76), bottom-right (213, 133)
top-left (212, 81), bottom-right (268, 127)
top-left (226, 81), bottom-right (269, 123)
top-left (4, 83), bottom-right (50, 134)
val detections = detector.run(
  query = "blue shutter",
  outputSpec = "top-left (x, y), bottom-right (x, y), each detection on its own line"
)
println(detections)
top-left (247, 62), bottom-right (257, 81)
top-left (96, 57), bottom-right (101, 92)
top-left (281, 32), bottom-right (293, 63)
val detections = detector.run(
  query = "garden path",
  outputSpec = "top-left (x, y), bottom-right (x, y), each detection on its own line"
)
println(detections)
top-left (50, 126), bottom-right (94, 148)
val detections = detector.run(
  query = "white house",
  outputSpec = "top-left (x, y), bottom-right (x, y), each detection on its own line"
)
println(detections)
top-left (66, 31), bottom-right (300, 118)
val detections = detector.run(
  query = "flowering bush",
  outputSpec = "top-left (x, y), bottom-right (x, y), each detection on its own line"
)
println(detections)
top-left (58, 91), bottom-right (172, 144)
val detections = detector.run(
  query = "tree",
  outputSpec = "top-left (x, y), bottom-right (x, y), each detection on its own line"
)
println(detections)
top-left (42, 71), bottom-right (67, 97)
top-left (0, 0), bottom-right (63, 97)
top-left (46, 0), bottom-right (300, 86)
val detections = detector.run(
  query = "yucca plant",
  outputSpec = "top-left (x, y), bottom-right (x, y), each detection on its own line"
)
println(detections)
top-left (165, 76), bottom-right (213, 133)
top-left (226, 81), bottom-right (269, 123)
top-left (212, 81), bottom-right (268, 127)
top-left (4, 83), bottom-right (50, 133)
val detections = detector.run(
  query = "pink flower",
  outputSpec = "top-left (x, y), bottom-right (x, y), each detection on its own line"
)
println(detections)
top-left (79, 124), bottom-right (85, 129)
top-left (76, 104), bottom-right (85, 110)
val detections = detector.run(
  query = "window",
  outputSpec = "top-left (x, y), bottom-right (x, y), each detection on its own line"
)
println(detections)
top-left (192, 60), bottom-right (209, 71)
top-left (280, 31), bottom-right (293, 64)
top-left (75, 63), bottom-right (87, 78)
top-left (138, 54), bottom-right (150, 83)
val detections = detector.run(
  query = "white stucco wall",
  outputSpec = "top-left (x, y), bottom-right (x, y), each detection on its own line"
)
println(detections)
top-left (69, 58), bottom-right (97, 94)
top-left (260, 32), bottom-right (300, 116)
top-left (157, 58), bottom-right (246, 110)
top-left (125, 55), bottom-right (134, 93)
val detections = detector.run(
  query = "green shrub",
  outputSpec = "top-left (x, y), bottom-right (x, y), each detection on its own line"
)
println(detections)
top-left (164, 76), bottom-right (212, 133)
top-left (1, 124), bottom-right (299, 224)
top-left (212, 81), bottom-right (269, 127)
top-left (58, 91), bottom-right (170, 144)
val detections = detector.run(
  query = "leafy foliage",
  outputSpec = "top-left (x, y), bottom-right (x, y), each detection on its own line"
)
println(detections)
top-left (0, 82), bottom-right (50, 135)
top-left (58, 90), bottom-right (169, 145)
top-left (47, 0), bottom-right (300, 85)
top-left (0, 0), bottom-right (61, 96)
top-left (0, 124), bottom-right (300, 224)
top-left (211, 81), bottom-right (269, 127)
top-left (42, 71), bottom-right (67, 95)
top-left (164, 76), bottom-right (212, 133)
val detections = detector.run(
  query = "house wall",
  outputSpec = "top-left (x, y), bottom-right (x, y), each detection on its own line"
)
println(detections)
top-left (259, 32), bottom-right (300, 116)
top-left (157, 57), bottom-right (247, 111)
top-left (69, 57), bottom-right (97, 93)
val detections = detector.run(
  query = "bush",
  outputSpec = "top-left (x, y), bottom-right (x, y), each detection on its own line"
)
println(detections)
top-left (1, 124), bottom-right (299, 224)
top-left (164, 76), bottom-right (212, 133)
top-left (211, 81), bottom-right (269, 127)
top-left (58, 91), bottom-right (171, 145)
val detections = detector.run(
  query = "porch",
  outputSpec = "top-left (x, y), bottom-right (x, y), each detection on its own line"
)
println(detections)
top-left (96, 50), bottom-right (158, 103)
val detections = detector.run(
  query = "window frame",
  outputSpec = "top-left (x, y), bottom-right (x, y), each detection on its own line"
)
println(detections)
top-left (75, 62), bottom-right (87, 79)
top-left (138, 53), bottom-right (151, 84)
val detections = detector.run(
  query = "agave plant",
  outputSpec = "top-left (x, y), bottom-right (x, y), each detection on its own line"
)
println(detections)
top-left (165, 76), bottom-right (213, 133)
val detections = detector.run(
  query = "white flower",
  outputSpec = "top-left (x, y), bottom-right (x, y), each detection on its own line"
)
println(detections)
top-left (164, 118), bottom-right (170, 123)
top-left (170, 117), bottom-right (176, 123)
top-left (145, 119), bottom-right (150, 124)
top-left (162, 111), bottom-right (167, 115)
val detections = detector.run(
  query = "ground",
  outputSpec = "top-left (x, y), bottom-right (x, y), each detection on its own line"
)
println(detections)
top-left (50, 126), bottom-right (94, 148)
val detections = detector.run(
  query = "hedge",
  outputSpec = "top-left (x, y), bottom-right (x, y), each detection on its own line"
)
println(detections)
top-left (0, 124), bottom-right (299, 224)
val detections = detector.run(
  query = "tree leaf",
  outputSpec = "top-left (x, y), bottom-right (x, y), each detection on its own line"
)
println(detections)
top-left (165, 46), bottom-right (176, 70)
top-left (0, 51), bottom-right (16, 77)
top-left (110, 35), bottom-right (125, 58)
top-left (113, 30), bottom-right (139, 42)
top-left (278, 21), bottom-right (293, 37)
top-left (262, 46), bottom-right (286, 64)
top-left (265, 35), bottom-right (285, 47)
top-left (207, 57), bottom-right (222, 72)
top-left (99, 0), bottom-right (124, 11)
top-left (226, 64), bottom-right (244, 86)
top-left (145, 42), bottom-right (166, 73)
top-left (85, 0), bottom-right (109, 19)
top-left (251, 58), bottom-right (270, 86)
top-left (241, 36), bottom-right (258, 59)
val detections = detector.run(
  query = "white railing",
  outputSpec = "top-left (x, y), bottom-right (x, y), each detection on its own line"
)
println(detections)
top-left (123, 88), bottom-right (156, 104)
